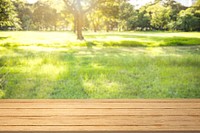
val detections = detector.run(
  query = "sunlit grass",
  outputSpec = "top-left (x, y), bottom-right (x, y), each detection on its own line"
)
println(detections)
top-left (0, 31), bottom-right (200, 99)
top-left (1, 31), bottom-right (200, 47)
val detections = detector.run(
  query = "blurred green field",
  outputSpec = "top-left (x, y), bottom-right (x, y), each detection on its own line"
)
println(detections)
top-left (0, 31), bottom-right (200, 99)
top-left (1, 31), bottom-right (200, 47)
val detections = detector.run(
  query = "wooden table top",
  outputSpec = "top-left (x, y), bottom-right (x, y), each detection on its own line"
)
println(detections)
top-left (0, 99), bottom-right (199, 132)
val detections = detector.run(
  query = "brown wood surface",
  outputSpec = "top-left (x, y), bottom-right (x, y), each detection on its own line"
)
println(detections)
top-left (0, 99), bottom-right (199, 132)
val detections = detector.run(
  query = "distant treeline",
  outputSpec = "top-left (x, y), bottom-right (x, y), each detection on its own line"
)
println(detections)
top-left (0, 0), bottom-right (200, 32)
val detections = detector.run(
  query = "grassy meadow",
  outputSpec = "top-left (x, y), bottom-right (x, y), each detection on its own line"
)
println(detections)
top-left (0, 31), bottom-right (200, 99)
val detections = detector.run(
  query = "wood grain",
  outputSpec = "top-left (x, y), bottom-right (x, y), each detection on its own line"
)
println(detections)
top-left (0, 99), bottom-right (199, 132)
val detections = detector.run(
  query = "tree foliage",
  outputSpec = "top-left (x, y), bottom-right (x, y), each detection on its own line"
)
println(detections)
top-left (14, 2), bottom-right (32, 30)
top-left (119, 1), bottom-right (135, 31)
top-left (147, 3), bottom-right (171, 30)
top-left (0, 0), bottom-right (20, 30)
top-left (32, 2), bottom-right (58, 30)
top-left (62, 0), bottom-right (106, 39)
top-left (0, 0), bottom-right (200, 36)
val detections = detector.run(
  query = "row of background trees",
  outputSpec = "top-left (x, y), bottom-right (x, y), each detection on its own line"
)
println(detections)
top-left (1, 0), bottom-right (200, 34)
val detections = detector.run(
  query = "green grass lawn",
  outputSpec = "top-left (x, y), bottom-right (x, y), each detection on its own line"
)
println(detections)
top-left (0, 31), bottom-right (200, 99)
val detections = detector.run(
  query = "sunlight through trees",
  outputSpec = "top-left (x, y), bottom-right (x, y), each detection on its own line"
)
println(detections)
top-left (0, 0), bottom-right (200, 39)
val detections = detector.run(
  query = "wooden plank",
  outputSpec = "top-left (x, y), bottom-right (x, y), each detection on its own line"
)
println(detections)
top-left (0, 116), bottom-right (199, 126)
top-left (0, 102), bottom-right (199, 109)
top-left (0, 99), bottom-right (199, 103)
top-left (0, 99), bottom-right (199, 132)
top-left (0, 109), bottom-right (199, 116)
top-left (0, 126), bottom-right (200, 131)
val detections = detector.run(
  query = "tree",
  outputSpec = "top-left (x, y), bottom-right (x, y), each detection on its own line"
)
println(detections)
top-left (119, 1), bottom-right (135, 31)
top-left (0, 0), bottom-right (20, 30)
top-left (163, 0), bottom-right (186, 20)
top-left (63, 0), bottom-right (105, 40)
top-left (192, 0), bottom-right (200, 31)
top-left (32, 2), bottom-right (58, 30)
top-left (97, 0), bottom-right (120, 32)
top-left (87, 9), bottom-right (104, 32)
top-left (13, 0), bottom-right (33, 30)
top-left (175, 0), bottom-right (200, 31)
top-left (177, 7), bottom-right (200, 31)
top-left (58, 9), bottom-right (74, 31)
top-left (136, 5), bottom-right (151, 30)
top-left (162, 0), bottom-right (186, 30)
top-left (146, 2), bottom-right (171, 30)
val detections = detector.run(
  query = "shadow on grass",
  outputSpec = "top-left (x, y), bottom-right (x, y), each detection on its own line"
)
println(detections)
top-left (1, 45), bottom-right (200, 99)
top-left (49, 53), bottom-right (89, 99)
top-left (85, 40), bottom-right (146, 47)
top-left (1, 48), bottom-right (89, 99)
top-left (85, 34), bottom-right (200, 47)
top-left (0, 37), bottom-right (9, 40)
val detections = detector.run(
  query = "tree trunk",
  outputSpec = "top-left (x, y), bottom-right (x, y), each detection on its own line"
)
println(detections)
top-left (94, 27), bottom-right (97, 32)
top-left (106, 23), bottom-right (109, 32)
top-left (93, 23), bottom-right (97, 32)
top-left (76, 0), bottom-right (84, 40)
top-left (76, 13), bottom-right (84, 40)
top-left (73, 13), bottom-right (77, 33)
top-left (74, 19), bottom-right (76, 33)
